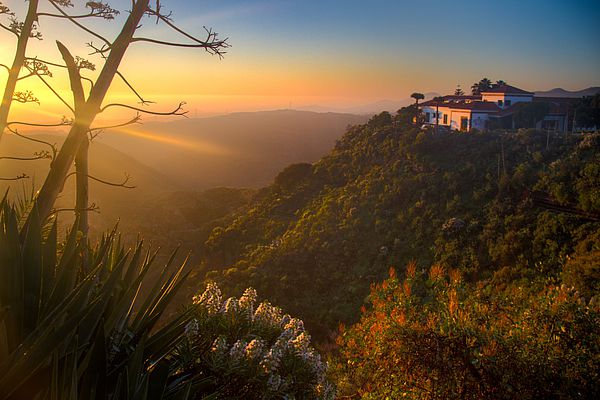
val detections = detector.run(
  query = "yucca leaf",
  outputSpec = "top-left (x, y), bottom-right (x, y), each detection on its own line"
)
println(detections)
top-left (77, 252), bottom-right (130, 346)
top-left (131, 248), bottom-right (180, 331)
top-left (41, 219), bottom-right (58, 306)
top-left (45, 224), bottom-right (82, 313)
top-left (0, 204), bottom-right (23, 353)
top-left (137, 266), bottom-right (191, 336)
top-left (106, 247), bottom-right (157, 335)
top-left (22, 205), bottom-right (43, 336)
top-left (145, 312), bottom-right (190, 362)
top-left (147, 360), bottom-right (169, 400)
top-left (127, 337), bottom-right (147, 399)
top-left (79, 322), bottom-right (107, 400)
top-left (123, 241), bottom-right (144, 286)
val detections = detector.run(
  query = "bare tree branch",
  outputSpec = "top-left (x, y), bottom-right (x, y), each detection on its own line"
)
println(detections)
top-left (0, 173), bottom-right (29, 181)
top-left (32, 72), bottom-right (75, 113)
top-left (0, 0), bottom-right (40, 142)
top-left (100, 101), bottom-right (187, 116)
top-left (116, 71), bottom-right (154, 105)
top-left (90, 113), bottom-right (142, 132)
top-left (5, 121), bottom-right (65, 159)
top-left (0, 63), bottom-right (9, 73)
top-left (7, 118), bottom-right (71, 128)
top-left (57, 41), bottom-right (85, 111)
top-left (145, 7), bottom-right (230, 55)
top-left (0, 151), bottom-right (51, 161)
top-left (18, 58), bottom-right (53, 81)
top-left (0, 2), bottom-right (14, 16)
top-left (24, 56), bottom-right (95, 89)
top-left (45, 0), bottom-right (112, 46)
top-left (13, 90), bottom-right (39, 104)
top-left (38, 1), bottom-right (119, 21)
top-left (53, 202), bottom-right (99, 214)
top-left (7, 18), bottom-right (43, 39)
top-left (131, 32), bottom-right (229, 57)
top-left (66, 171), bottom-right (136, 189)
top-left (0, 22), bottom-right (16, 36)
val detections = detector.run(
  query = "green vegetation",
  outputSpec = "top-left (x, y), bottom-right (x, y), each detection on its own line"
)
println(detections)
top-left (0, 197), bottom-right (327, 399)
top-left (335, 264), bottom-right (600, 398)
top-left (3, 106), bottom-right (598, 398)
top-left (201, 113), bottom-right (600, 341)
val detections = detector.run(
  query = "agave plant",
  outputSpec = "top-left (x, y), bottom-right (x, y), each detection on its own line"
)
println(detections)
top-left (0, 194), bottom-right (213, 399)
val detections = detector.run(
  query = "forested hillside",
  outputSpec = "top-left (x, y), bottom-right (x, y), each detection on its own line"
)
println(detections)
top-left (199, 112), bottom-right (600, 339)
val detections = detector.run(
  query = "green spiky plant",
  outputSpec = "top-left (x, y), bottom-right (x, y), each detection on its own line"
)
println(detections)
top-left (0, 192), bottom-right (215, 400)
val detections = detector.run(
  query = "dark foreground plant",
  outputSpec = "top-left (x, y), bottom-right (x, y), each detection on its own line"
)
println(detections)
top-left (0, 194), bottom-right (208, 399)
top-left (0, 194), bottom-right (332, 399)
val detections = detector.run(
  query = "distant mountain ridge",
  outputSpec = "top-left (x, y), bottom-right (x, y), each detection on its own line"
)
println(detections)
top-left (101, 109), bottom-right (368, 189)
top-left (535, 86), bottom-right (600, 98)
top-left (0, 133), bottom-right (180, 235)
top-left (298, 92), bottom-right (439, 114)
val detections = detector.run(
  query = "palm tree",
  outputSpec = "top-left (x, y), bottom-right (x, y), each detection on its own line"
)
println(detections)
top-left (411, 92), bottom-right (425, 125)
top-left (471, 78), bottom-right (493, 95)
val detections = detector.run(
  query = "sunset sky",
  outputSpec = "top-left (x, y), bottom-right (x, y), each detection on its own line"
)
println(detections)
top-left (2, 0), bottom-right (599, 122)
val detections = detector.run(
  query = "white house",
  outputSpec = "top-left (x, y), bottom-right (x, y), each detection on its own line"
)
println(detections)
top-left (480, 85), bottom-right (534, 108)
top-left (419, 84), bottom-right (574, 132)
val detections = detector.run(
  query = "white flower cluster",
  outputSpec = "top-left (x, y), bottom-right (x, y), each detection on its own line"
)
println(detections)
top-left (193, 282), bottom-right (222, 315)
top-left (191, 284), bottom-right (335, 399)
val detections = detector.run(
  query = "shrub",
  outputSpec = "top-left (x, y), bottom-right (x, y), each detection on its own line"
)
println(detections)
top-left (177, 283), bottom-right (335, 399)
top-left (335, 264), bottom-right (600, 399)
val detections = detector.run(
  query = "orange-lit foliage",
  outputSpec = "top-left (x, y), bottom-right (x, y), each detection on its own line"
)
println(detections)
top-left (335, 264), bottom-right (600, 399)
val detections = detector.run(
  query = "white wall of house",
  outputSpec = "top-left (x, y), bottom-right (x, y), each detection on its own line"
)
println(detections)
top-left (421, 106), bottom-right (453, 126)
top-left (450, 110), bottom-right (471, 131)
top-left (481, 93), bottom-right (532, 108)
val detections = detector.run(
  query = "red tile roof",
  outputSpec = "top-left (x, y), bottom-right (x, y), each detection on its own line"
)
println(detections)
top-left (481, 84), bottom-right (534, 95)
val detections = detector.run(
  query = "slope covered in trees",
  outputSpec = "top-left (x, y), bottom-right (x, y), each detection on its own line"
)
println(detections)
top-left (199, 112), bottom-right (600, 340)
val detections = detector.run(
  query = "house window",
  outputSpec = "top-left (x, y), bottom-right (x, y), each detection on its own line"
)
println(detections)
top-left (498, 100), bottom-right (503, 107)
top-left (505, 99), bottom-right (512, 107)
top-left (425, 112), bottom-right (430, 122)
top-left (443, 114), bottom-right (448, 124)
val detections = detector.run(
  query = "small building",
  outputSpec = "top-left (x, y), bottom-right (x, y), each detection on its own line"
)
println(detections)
top-left (419, 84), bottom-right (575, 132)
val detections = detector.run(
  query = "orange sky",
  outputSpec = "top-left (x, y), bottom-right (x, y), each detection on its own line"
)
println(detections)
top-left (1, 0), bottom-right (599, 126)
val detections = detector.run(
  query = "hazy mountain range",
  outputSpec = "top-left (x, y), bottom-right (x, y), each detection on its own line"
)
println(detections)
top-left (99, 110), bottom-right (367, 189)
top-left (0, 110), bottom-right (366, 237)
top-left (534, 86), bottom-right (600, 98)
top-left (298, 92), bottom-right (440, 114)
top-left (297, 87), bottom-right (599, 114)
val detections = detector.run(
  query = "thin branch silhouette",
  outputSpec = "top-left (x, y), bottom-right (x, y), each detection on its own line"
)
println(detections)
top-left (53, 202), bottom-right (99, 214)
top-left (44, 0), bottom-right (113, 46)
top-left (0, 151), bottom-right (51, 161)
top-left (0, 173), bottom-right (29, 181)
top-left (100, 101), bottom-right (187, 116)
top-left (115, 71), bottom-right (154, 105)
top-left (90, 113), bottom-right (142, 132)
top-left (66, 171), bottom-right (136, 189)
